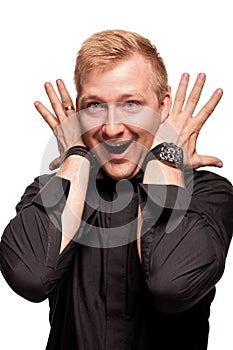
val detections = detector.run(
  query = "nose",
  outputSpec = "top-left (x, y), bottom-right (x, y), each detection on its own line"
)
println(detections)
top-left (102, 104), bottom-right (125, 138)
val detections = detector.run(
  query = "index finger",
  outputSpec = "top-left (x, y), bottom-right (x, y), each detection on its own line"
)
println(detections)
top-left (34, 100), bottom-right (58, 131)
top-left (196, 88), bottom-right (223, 126)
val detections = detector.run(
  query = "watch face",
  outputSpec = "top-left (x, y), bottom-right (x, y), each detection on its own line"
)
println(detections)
top-left (159, 143), bottom-right (183, 169)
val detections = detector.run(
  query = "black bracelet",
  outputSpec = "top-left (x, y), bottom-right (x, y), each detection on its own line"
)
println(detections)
top-left (62, 146), bottom-right (93, 163)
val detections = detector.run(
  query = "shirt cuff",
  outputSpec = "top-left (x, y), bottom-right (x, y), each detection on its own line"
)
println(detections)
top-left (138, 184), bottom-right (192, 220)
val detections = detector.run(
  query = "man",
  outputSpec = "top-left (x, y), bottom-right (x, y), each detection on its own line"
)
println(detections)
top-left (0, 29), bottom-right (232, 349)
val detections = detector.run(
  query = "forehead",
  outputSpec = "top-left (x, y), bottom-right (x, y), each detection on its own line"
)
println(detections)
top-left (79, 55), bottom-right (155, 100)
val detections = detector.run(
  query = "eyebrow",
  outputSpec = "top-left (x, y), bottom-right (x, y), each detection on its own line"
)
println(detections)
top-left (79, 95), bottom-right (104, 107)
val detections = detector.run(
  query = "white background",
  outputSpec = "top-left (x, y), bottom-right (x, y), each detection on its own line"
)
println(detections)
top-left (0, 0), bottom-right (232, 349)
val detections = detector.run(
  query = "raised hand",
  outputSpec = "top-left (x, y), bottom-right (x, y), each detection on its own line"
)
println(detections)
top-left (158, 73), bottom-right (223, 169)
top-left (34, 79), bottom-right (85, 170)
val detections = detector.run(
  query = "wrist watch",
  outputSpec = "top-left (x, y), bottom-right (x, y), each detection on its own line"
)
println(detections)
top-left (144, 142), bottom-right (183, 169)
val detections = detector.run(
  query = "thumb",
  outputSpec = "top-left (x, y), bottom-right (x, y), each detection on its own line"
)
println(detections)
top-left (194, 155), bottom-right (223, 169)
top-left (49, 156), bottom-right (62, 171)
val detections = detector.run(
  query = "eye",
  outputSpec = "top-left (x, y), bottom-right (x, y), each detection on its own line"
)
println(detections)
top-left (85, 102), bottom-right (106, 114)
top-left (125, 101), bottom-right (138, 107)
top-left (121, 101), bottom-right (142, 112)
top-left (87, 102), bottom-right (102, 109)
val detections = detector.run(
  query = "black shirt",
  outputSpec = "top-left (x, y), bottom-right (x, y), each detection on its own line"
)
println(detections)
top-left (0, 168), bottom-right (232, 350)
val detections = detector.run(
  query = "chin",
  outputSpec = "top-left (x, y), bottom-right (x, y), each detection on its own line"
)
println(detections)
top-left (102, 160), bottom-right (140, 180)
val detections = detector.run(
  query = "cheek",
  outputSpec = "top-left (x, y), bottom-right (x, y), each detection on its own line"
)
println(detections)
top-left (142, 132), bottom-right (155, 149)
top-left (79, 111), bottom-right (103, 135)
top-left (132, 123), bottom-right (158, 148)
top-left (81, 131), bottom-right (95, 148)
top-left (80, 121), bottom-right (101, 147)
top-left (144, 113), bottom-right (161, 135)
top-left (127, 111), bottom-right (161, 139)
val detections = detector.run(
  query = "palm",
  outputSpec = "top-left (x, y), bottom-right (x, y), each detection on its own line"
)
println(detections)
top-left (34, 79), bottom-right (85, 170)
top-left (157, 73), bottom-right (223, 169)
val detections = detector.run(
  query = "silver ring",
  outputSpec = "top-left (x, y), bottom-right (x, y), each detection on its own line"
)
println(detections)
top-left (65, 105), bottom-right (75, 111)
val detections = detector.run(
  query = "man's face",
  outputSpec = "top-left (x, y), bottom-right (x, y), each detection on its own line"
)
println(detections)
top-left (77, 54), bottom-right (170, 180)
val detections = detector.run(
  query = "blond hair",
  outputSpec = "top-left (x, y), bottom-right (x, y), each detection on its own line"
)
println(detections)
top-left (74, 29), bottom-right (168, 103)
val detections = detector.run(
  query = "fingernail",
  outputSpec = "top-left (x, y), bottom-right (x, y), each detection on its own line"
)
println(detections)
top-left (199, 73), bottom-right (206, 80)
top-left (57, 79), bottom-right (61, 85)
top-left (182, 73), bottom-right (189, 79)
top-left (216, 88), bottom-right (223, 95)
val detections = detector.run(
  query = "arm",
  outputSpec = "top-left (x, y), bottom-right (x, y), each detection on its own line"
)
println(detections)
top-left (139, 170), bottom-right (233, 313)
top-left (0, 174), bottom-right (73, 302)
top-left (35, 79), bottom-right (90, 252)
top-left (138, 73), bottom-right (233, 312)
top-left (0, 80), bottom-right (89, 301)
top-left (57, 155), bottom-right (90, 253)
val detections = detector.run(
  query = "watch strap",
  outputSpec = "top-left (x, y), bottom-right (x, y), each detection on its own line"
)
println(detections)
top-left (62, 146), bottom-right (94, 163)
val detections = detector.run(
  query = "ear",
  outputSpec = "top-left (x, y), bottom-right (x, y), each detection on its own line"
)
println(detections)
top-left (76, 97), bottom-right (79, 111)
top-left (160, 86), bottom-right (172, 124)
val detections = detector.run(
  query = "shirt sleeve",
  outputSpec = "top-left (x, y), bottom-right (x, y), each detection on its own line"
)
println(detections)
top-left (0, 174), bottom-right (77, 302)
top-left (138, 169), bottom-right (233, 313)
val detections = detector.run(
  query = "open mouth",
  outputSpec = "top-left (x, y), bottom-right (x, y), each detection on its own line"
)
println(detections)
top-left (103, 140), bottom-right (132, 154)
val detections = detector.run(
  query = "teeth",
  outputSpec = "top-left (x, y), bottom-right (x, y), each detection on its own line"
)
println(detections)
top-left (105, 141), bottom-right (130, 147)
top-left (103, 140), bottom-right (132, 154)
